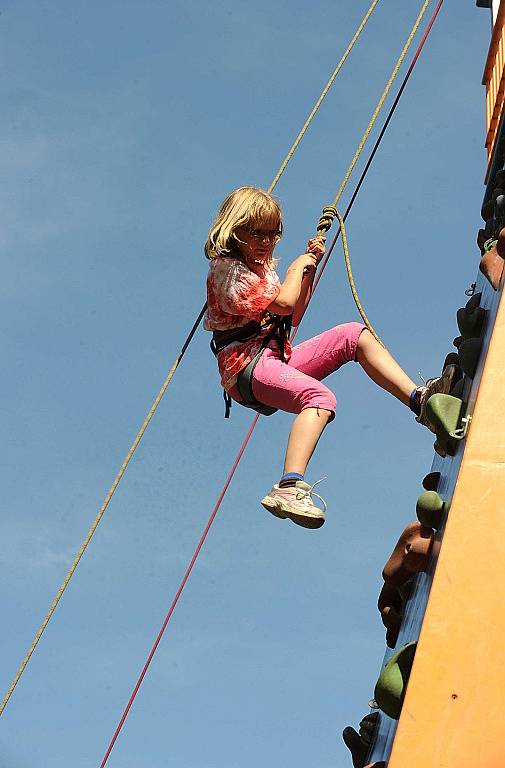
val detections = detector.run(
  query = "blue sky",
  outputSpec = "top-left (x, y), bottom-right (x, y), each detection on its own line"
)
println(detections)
top-left (0, 2), bottom-right (491, 766)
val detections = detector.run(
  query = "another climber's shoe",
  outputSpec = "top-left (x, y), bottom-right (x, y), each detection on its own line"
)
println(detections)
top-left (416, 364), bottom-right (459, 433)
top-left (261, 479), bottom-right (326, 529)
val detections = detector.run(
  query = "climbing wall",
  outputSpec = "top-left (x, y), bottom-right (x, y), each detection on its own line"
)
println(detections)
top-left (341, 153), bottom-right (505, 768)
top-left (386, 277), bottom-right (505, 760)
top-left (340, 5), bottom-right (505, 764)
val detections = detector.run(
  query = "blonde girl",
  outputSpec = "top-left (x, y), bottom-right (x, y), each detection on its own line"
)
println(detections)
top-left (204, 187), bottom-right (455, 529)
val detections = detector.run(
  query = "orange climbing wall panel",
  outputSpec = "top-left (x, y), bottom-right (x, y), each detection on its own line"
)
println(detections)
top-left (387, 289), bottom-right (505, 768)
top-left (484, 1), bottom-right (505, 179)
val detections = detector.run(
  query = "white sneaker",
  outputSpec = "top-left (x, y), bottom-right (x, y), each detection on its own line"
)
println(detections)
top-left (261, 479), bottom-right (327, 529)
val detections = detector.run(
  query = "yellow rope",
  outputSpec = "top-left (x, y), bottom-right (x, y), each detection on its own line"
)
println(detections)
top-left (268, 0), bottom-right (381, 193)
top-left (330, 0), bottom-right (431, 210)
top-left (314, 0), bottom-right (432, 345)
top-left (336, 210), bottom-right (383, 345)
top-left (0, 310), bottom-right (205, 716)
top-left (0, 3), bottom-right (381, 717)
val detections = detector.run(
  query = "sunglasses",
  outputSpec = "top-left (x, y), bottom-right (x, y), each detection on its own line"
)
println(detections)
top-left (246, 227), bottom-right (282, 242)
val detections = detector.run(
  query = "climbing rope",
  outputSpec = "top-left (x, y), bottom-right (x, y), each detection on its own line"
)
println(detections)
top-left (338, 211), bottom-right (383, 344)
top-left (313, 0), bottom-right (443, 342)
top-left (0, 1), bottom-right (380, 717)
top-left (98, 2), bottom-right (443, 763)
top-left (268, 0), bottom-right (381, 193)
top-left (309, 0), bottom-right (434, 344)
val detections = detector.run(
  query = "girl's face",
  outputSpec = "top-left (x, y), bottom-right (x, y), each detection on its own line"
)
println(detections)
top-left (235, 221), bottom-right (281, 264)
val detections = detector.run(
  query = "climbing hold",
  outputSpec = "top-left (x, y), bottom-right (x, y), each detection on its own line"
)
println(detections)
top-left (479, 239), bottom-right (504, 290)
top-left (378, 583), bottom-right (403, 648)
top-left (495, 168), bottom-right (505, 187)
top-left (377, 577), bottom-right (414, 649)
top-left (458, 337), bottom-right (483, 379)
top-left (456, 304), bottom-right (485, 340)
top-left (342, 711), bottom-right (379, 768)
top-left (422, 471), bottom-right (440, 491)
top-left (382, 522), bottom-right (434, 588)
top-left (450, 377), bottom-right (465, 400)
top-left (481, 197), bottom-right (495, 221)
top-left (425, 394), bottom-right (463, 456)
top-left (477, 228), bottom-right (489, 254)
top-left (494, 193), bottom-right (505, 233)
top-left (442, 352), bottom-right (459, 372)
top-left (497, 225), bottom-right (505, 258)
top-left (465, 292), bottom-right (482, 312)
top-left (433, 439), bottom-right (447, 458)
top-left (416, 490), bottom-right (445, 529)
top-left (374, 642), bottom-right (417, 720)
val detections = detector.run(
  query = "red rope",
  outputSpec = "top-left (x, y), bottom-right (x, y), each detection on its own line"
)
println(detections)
top-left (99, 3), bottom-right (443, 762)
top-left (99, 415), bottom-right (259, 768)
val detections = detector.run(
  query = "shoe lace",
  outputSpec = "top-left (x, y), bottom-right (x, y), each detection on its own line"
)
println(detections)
top-left (296, 477), bottom-right (327, 513)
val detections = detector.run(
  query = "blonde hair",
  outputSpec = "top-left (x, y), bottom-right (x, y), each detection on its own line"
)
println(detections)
top-left (205, 186), bottom-right (282, 263)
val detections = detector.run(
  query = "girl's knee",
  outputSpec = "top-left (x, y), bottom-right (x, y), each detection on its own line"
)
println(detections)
top-left (355, 325), bottom-right (373, 358)
top-left (300, 388), bottom-right (336, 414)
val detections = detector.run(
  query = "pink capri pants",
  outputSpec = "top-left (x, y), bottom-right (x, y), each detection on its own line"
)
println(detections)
top-left (229, 322), bottom-right (366, 417)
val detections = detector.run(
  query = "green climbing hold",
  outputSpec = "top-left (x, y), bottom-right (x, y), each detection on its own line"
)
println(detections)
top-left (416, 490), bottom-right (445, 529)
top-left (374, 642), bottom-right (417, 720)
top-left (422, 471), bottom-right (440, 491)
top-left (458, 337), bottom-right (483, 379)
top-left (426, 394), bottom-right (463, 456)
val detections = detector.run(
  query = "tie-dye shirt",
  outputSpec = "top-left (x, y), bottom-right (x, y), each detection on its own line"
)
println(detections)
top-left (204, 255), bottom-right (291, 391)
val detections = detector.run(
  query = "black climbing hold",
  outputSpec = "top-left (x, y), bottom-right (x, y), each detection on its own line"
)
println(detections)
top-left (374, 642), bottom-right (417, 720)
top-left (342, 711), bottom-right (379, 768)
top-left (450, 377), bottom-right (465, 399)
top-left (477, 228), bottom-right (489, 254)
top-left (443, 352), bottom-right (459, 370)
top-left (416, 490), bottom-right (445, 529)
top-left (434, 439), bottom-right (447, 458)
top-left (342, 726), bottom-right (369, 768)
top-left (465, 292), bottom-right (482, 312)
top-left (422, 471), bottom-right (440, 491)
top-left (494, 194), bottom-right (505, 234)
top-left (495, 169), bottom-right (505, 187)
top-left (458, 337), bottom-right (483, 379)
top-left (378, 583), bottom-right (403, 649)
top-left (481, 197), bottom-right (494, 221)
top-left (456, 305), bottom-right (485, 340)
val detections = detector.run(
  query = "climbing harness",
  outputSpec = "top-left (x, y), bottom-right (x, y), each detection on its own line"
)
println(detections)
top-left (210, 312), bottom-right (291, 417)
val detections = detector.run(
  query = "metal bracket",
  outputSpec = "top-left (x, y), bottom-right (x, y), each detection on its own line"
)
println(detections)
top-left (449, 414), bottom-right (472, 441)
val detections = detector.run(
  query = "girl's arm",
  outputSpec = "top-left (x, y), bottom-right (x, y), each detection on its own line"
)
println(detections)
top-left (292, 270), bottom-right (315, 327)
top-left (268, 237), bottom-right (326, 324)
